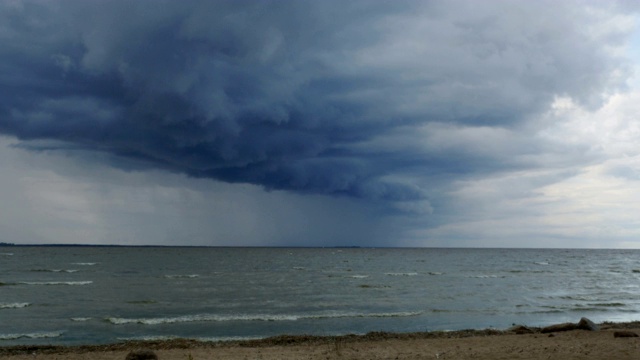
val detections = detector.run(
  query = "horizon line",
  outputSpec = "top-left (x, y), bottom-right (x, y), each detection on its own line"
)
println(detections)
top-left (0, 242), bottom-right (634, 250)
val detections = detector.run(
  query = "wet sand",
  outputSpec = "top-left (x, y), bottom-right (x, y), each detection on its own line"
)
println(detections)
top-left (1, 322), bottom-right (640, 359)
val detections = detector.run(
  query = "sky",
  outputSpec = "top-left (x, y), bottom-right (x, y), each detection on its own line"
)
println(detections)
top-left (2, 0), bottom-right (640, 248)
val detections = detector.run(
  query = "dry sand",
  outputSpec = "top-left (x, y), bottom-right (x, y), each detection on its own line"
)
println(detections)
top-left (2, 323), bottom-right (640, 360)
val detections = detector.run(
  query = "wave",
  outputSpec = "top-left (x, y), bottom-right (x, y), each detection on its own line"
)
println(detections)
top-left (70, 317), bottom-right (92, 322)
top-left (18, 281), bottom-right (93, 286)
top-left (106, 311), bottom-right (423, 325)
top-left (555, 295), bottom-right (593, 301)
top-left (117, 335), bottom-right (179, 342)
top-left (71, 262), bottom-right (98, 266)
top-left (427, 272), bottom-right (444, 276)
top-left (126, 300), bottom-right (158, 305)
top-left (507, 270), bottom-right (550, 274)
top-left (30, 269), bottom-right (79, 273)
top-left (0, 303), bottom-right (31, 309)
top-left (347, 275), bottom-right (369, 279)
top-left (532, 302), bottom-right (630, 313)
top-left (528, 309), bottom-right (565, 314)
top-left (358, 284), bottom-right (391, 289)
top-left (581, 302), bottom-right (626, 307)
top-left (164, 274), bottom-right (199, 279)
top-left (117, 334), bottom-right (267, 343)
top-left (0, 331), bottom-right (63, 341)
top-left (0, 253), bottom-right (13, 256)
top-left (385, 272), bottom-right (418, 276)
top-left (196, 335), bottom-right (266, 342)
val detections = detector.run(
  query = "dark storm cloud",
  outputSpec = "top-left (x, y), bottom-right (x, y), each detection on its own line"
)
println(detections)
top-left (0, 0), bottom-right (630, 203)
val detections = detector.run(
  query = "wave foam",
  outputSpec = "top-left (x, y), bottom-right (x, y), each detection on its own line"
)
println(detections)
top-left (196, 335), bottom-right (266, 342)
top-left (106, 311), bottom-right (422, 325)
top-left (385, 272), bottom-right (418, 276)
top-left (117, 335), bottom-right (179, 342)
top-left (0, 303), bottom-right (31, 309)
top-left (19, 281), bottom-right (93, 286)
top-left (164, 274), bottom-right (199, 279)
top-left (70, 317), bottom-right (92, 322)
top-left (0, 331), bottom-right (63, 341)
top-left (116, 334), bottom-right (270, 343)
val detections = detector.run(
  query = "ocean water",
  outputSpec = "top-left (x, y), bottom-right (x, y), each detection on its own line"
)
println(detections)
top-left (1, 247), bottom-right (640, 346)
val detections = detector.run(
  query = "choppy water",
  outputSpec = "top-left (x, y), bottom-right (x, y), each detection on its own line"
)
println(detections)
top-left (1, 247), bottom-right (640, 346)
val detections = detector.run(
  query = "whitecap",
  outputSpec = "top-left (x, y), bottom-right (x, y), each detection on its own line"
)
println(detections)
top-left (347, 275), bottom-right (369, 279)
top-left (385, 272), bottom-right (418, 276)
top-left (196, 335), bottom-right (266, 342)
top-left (106, 311), bottom-right (422, 326)
top-left (0, 303), bottom-right (30, 309)
top-left (117, 334), bottom-right (266, 344)
top-left (72, 262), bottom-right (97, 266)
top-left (19, 281), bottom-right (93, 286)
top-left (117, 335), bottom-right (179, 341)
top-left (164, 274), bottom-right (199, 279)
top-left (70, 317), bottom-right (92, 322)
top-left (106, 313), bottom-right (299, 325)
top-left (341, 311), bottom-right (423, 318)
top-left (0, 253), bottom-right (13, 256)
top-left (0, 331), bottom-right (63, 340)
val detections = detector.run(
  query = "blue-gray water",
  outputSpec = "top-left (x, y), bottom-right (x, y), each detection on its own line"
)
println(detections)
top-left (1, 247), bottom-right (640, 346)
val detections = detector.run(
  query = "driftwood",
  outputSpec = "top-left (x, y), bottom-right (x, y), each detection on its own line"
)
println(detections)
top-left (613, 331), bottom-right (639, 338)
top-left (125, 349), bottom-right (158, 360)
top-left (541, 317), bottom-right (599, 333)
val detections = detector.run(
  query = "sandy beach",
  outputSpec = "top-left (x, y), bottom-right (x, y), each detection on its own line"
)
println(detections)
top-left (2, 322), bottom-right (639, 360)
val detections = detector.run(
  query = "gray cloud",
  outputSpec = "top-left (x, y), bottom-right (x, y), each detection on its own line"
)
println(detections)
top-left (0, 0), bottom-right (633, 211)
top-left (0, 135), bottom-right (393, 246)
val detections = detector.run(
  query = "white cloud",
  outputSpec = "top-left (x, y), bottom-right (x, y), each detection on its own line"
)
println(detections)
top-left (407, 86), bottom-right (640, 248)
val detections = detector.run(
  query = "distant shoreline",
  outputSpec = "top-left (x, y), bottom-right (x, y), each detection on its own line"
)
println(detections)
top-left (1, 243), bottom-right (634, 250)
top-left (0, 243), bottom-right (367, 248)
top-left (0, 243), bottom-right (367, 249)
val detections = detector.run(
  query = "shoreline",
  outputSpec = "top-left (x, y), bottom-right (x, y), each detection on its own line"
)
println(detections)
top-left (2, 320), bottom-right (640, 358)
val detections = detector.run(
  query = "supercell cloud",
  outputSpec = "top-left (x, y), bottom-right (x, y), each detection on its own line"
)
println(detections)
top-left (0, 1), bottom-right (638, 246)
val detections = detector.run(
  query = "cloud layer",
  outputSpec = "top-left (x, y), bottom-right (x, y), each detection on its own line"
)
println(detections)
top-left (0, 1), bottom-right (638, 246)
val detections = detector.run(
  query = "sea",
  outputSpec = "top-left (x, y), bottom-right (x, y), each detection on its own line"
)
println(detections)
top-left (1, 246), bottom-right (640, 346)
